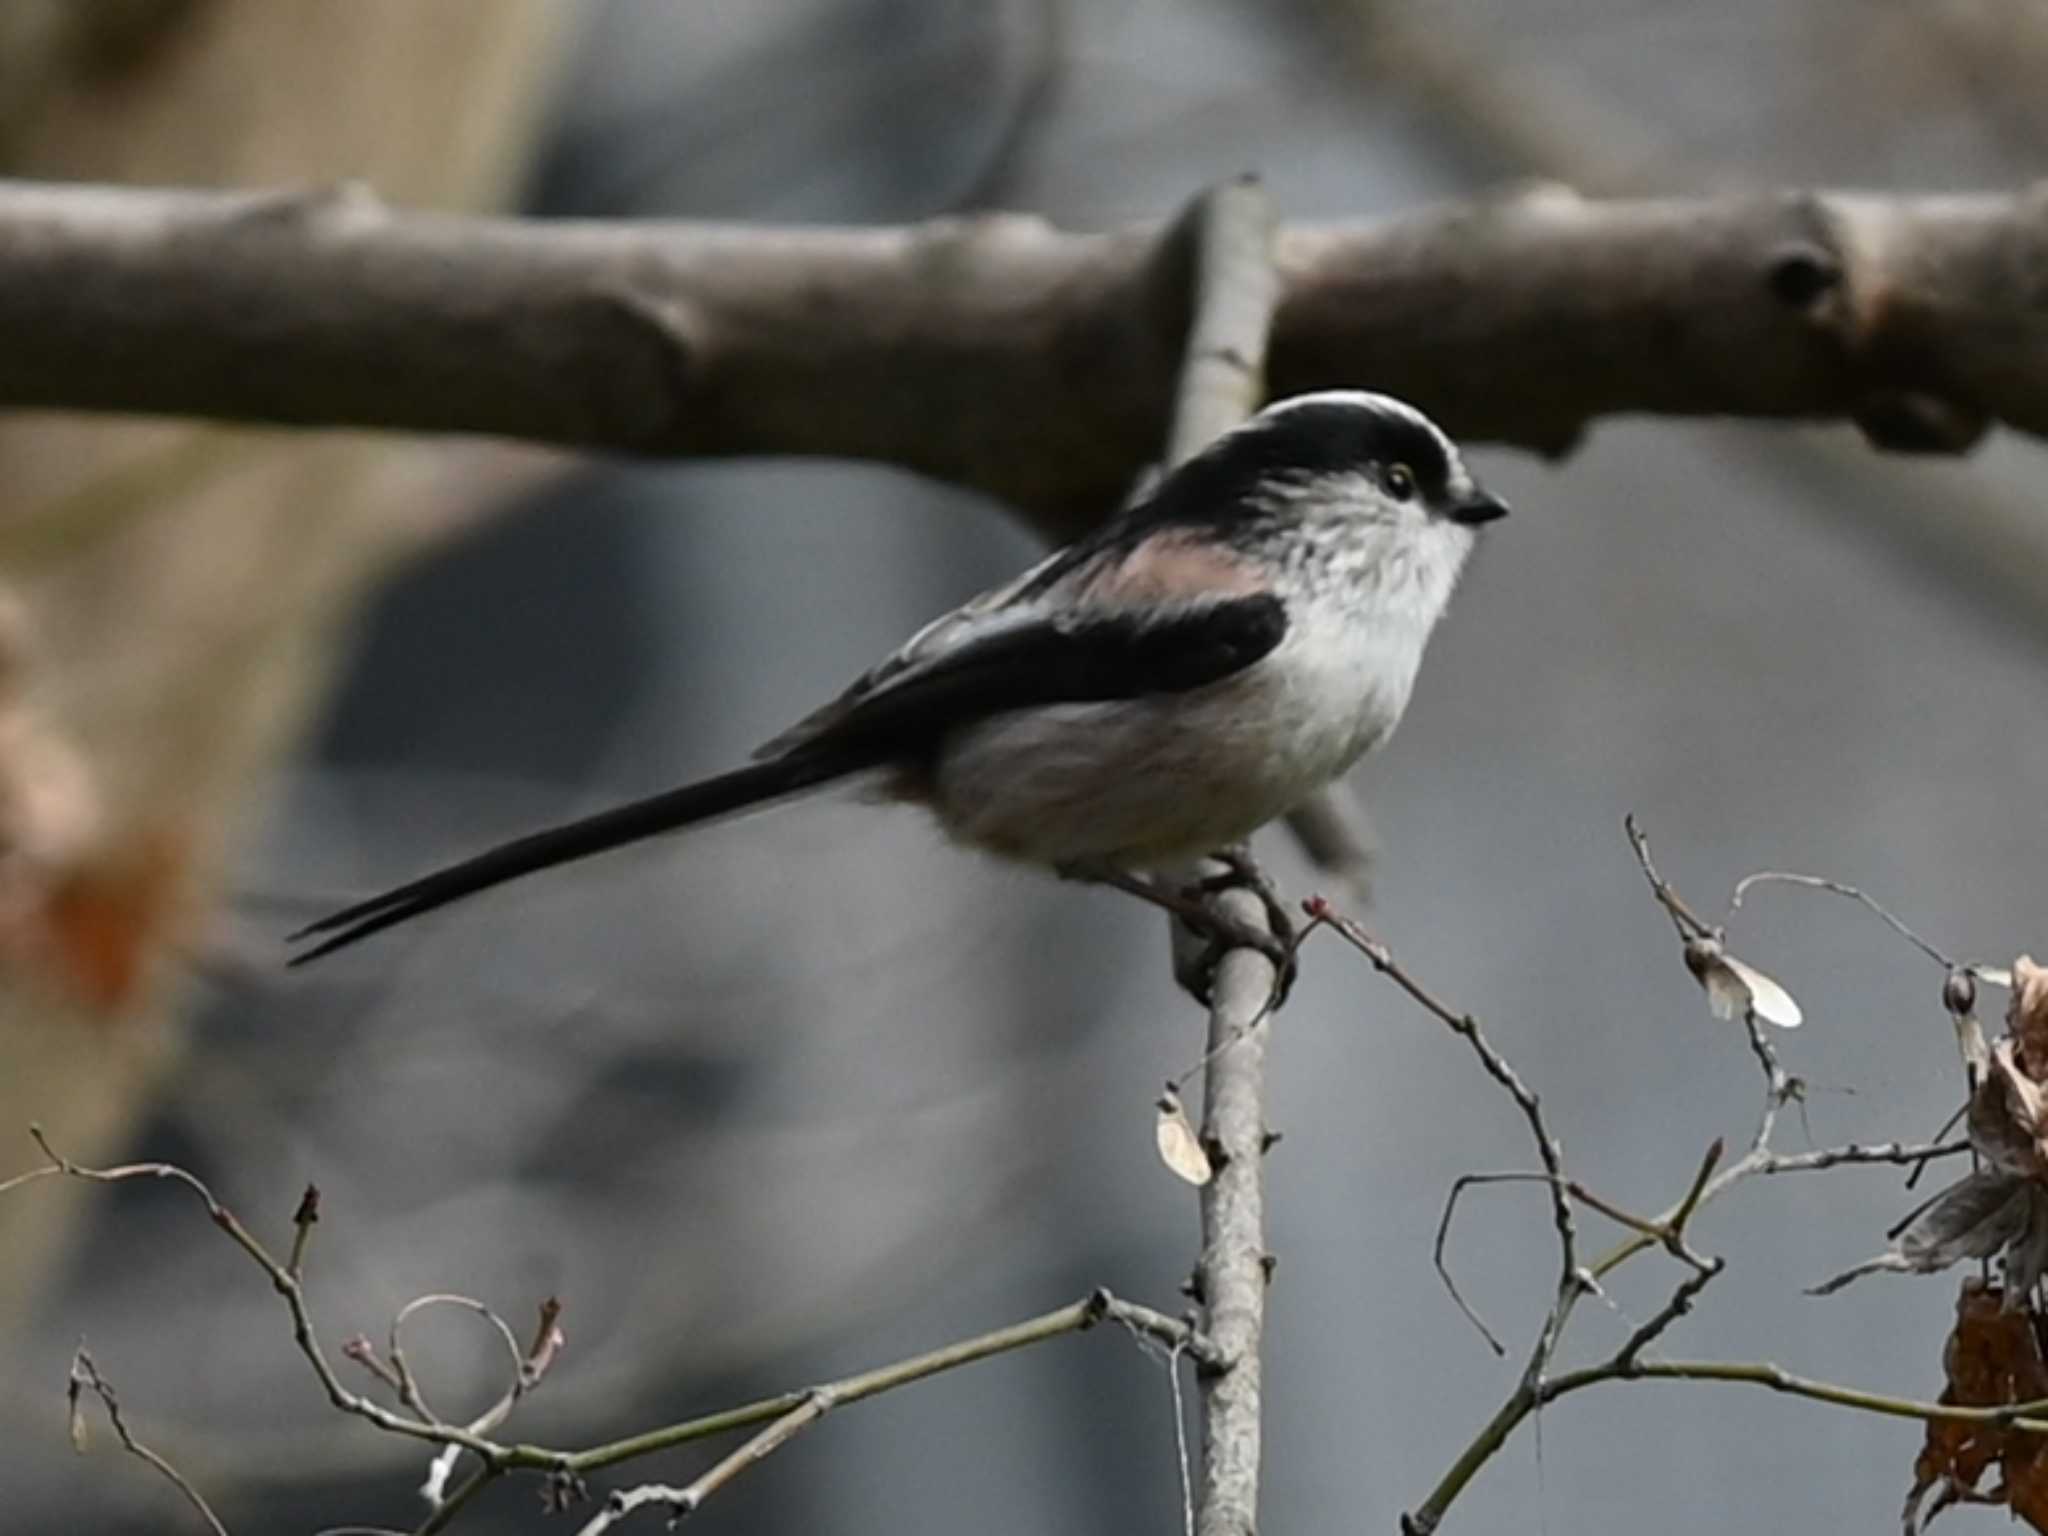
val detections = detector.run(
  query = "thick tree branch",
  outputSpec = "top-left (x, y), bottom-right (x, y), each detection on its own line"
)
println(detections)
top-left (2, 180), bottom-right (2047, 533)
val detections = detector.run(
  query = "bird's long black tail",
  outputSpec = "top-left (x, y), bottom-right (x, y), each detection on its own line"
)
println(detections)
top-left (287, 751), bottom-right (860, 965)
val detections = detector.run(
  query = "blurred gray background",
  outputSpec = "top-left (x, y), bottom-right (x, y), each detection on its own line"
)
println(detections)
top-left (14, 1), bottom-right (2048, 1531)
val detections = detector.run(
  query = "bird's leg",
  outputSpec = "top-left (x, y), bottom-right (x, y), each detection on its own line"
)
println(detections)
top-left (1057, 857), bottom-right (1295, 1004)
top-left (1187, 845), bottom-right (1299, 1007)
top-left (1058, 860), bottom-right (1259, 939)
top-left (1192, 844), bottom-right (1297, 951)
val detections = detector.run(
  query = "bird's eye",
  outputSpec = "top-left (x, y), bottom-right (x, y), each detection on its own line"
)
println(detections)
top-left (1384, 463), bottom-right (1416, 501)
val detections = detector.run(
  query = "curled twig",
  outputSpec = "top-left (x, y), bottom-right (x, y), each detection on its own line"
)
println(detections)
top-left (1728, 870), bottom-right (1955, 969)
top-left (408, 1294), bottom-right (569, 1507)
top-left (1308, 896), bottom-right (1582, 1362)
top-left (1432, 1172), bottom-right (1541, 1357)
top-left (390, 1294), bottom-right (526, 1432)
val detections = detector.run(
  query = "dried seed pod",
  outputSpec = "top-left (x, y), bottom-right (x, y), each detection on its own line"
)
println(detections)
top-left (1684, 936), bottom-right (1803, 1029)
top-left (1945, 968), bottom-right (1978, 1020)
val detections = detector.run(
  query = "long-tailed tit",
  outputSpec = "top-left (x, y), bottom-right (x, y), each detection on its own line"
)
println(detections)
top-left (289, 391), bottom-right (1506, 965)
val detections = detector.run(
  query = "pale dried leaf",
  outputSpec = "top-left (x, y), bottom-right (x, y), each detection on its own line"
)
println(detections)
top-left (1722, 954), bottom-right (1803, 1028)
top-left (1808, 1250), bottom-right (1913, 1296)
top-left (1974, 1040), bottom-right (2048, 1179)
top-left (1684, 939), bottom-right (1745, 1020)
top-left (1812, 1170), bottom-right (2032, 1294)
top-left (1903, 1172), bottom-right (2035, 1269)
top-left (2013, 957), bottom-right (2048, 1075)
top-left (65, 1370), bottom-right (86, 1454)
top-left (1154, 1089), bottom-right (1212, 1186)
top-left (1683, 938), bottom-right (1801, 1027)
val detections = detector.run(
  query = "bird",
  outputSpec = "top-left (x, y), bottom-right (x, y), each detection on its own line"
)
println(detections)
top-left (288, 390), bottom-right (1506, 968)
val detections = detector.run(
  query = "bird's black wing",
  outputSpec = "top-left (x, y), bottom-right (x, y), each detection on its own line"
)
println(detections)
top-left (811, 593), bottom-right (1287, 759)
top-left (288, 594), bottom-right (1285, 964)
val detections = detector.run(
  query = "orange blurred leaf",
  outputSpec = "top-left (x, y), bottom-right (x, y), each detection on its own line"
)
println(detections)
top-left (36, 827), bottom-right (185, 1014)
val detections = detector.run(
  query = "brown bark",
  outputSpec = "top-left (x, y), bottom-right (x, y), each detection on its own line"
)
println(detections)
top-left (0, 182), bottom-right (2042, 537)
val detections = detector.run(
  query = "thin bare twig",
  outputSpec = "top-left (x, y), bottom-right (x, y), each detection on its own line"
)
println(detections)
top-left (1429, 1141), bottom-right (1725, 1362)
top-left (567, 1288), bottom-right (1215, 1527)
top-left (564, 1289), bottom-right (1216, 1479)
top-left (342, 1336), bottom-right (406, 1398)
top-left (22, 1127), bottom-right (518, 1463)
top-left (1540, 1356), bottom-right (2048, 1434)
top-left (578, 1390), bottom-right (833, 1533)
top-left (1431, 1172), bottom-right (1540, 1357)
top-left (412, 1468), bottom-right (493, 1536)
top-left (1310, 899), bottom-right (1586, 1380)
top-left (1606, 1260), bottom-right (1725, 1374)
top-left (1369, 820), bottom-right (1989, 1534)
top-left (1754, 1139), bottom-right (1969, 1178)
top-left (13, 1131), bottom-right (1221, 1532)
top-left (572, 1482), bottom-right (694, 1536)
top-left (1310, 896), bottom-right (1682, 1536)
top-left (1728, 870), bottom-right (1955, 969)
top-left (1168, 1339), bottom-right (1196, 1536)
top-left (68, 1347), bottom-right (231, 1536)
top-left (1623, 814), bottom-right (1715, 940)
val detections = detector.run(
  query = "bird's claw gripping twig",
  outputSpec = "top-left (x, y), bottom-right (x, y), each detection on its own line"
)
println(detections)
top-left (1057, 856), bottom-right (1295, 1007)
top-left (1196, 845), bottom-right (1297, 950)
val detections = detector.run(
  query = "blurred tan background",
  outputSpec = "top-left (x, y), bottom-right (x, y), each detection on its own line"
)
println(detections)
top-left (5, 3), bottom-right (2048, 1532)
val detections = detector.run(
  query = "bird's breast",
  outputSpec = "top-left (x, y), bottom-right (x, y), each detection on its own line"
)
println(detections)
top-left (928, 607), bottom-right (1427, 868)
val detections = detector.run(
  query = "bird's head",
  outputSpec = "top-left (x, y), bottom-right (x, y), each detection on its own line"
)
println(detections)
top-left (1154, 390), bottom-right (1507, 621)
top-left (1234, 389), bottom-right (1507, 532)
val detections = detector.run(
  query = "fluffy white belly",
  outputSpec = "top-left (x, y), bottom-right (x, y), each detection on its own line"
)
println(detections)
top-left (930, 616), bottom-right (1423, 867)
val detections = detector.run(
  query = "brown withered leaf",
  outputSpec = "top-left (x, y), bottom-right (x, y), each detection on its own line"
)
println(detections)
top-left (1905, 1281), bottom-right (2048, 1534)
top-left (34, 826), bottom-right (185, 1015)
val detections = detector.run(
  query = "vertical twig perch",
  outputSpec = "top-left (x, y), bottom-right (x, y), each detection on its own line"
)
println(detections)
top-left (1157, 174), bottom-right (1282, 1536)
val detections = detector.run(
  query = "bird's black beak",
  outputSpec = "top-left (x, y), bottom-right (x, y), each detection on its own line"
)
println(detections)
top-left (1448, 489), bottom-right (1510, 526)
